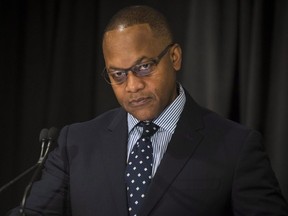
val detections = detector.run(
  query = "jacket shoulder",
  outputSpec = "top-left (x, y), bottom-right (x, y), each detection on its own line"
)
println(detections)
top-left (67, 107), bottom-right (126, 130)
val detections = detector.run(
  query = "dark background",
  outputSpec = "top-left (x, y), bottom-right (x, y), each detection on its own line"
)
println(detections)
top-left (1, 0), bottom-right (287, 214)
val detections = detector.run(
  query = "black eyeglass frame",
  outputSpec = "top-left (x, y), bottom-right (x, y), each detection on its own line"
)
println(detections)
top-left (102, 43), bottom-right (175, 85)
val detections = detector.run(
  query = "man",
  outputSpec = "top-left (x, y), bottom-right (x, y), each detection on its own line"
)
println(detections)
top-left (9, 5), bottom-right (288, 216)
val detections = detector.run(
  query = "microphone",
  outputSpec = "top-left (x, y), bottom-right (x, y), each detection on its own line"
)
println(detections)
top-left (0, 128), bottom-right (49, 194)
top-left (19, 127), bottom-right (58, 216)
top-left (38, 128), bottom-right (49, 163)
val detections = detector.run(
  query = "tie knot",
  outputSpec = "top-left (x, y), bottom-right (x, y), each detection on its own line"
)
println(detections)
top-left (138, 121), bottom-right (159, 138)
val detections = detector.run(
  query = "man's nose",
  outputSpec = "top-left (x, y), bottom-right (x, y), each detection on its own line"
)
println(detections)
top-left (125, 71), bottom-right (145, 92)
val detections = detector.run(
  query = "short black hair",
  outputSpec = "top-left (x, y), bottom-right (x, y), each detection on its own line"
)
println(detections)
top-left (103, 5), bottom-right (174, 43)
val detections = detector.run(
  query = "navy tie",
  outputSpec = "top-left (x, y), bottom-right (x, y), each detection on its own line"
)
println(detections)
top-left (125, 121), bottom-right (159, 216)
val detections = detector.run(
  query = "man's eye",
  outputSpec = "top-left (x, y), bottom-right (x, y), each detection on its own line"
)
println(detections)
top-left (109, 71), bottom-right (127, 83)
top-left (138, 62), bottom-right (153, 71)
top-left (111, 71), bottom-right (126, 78)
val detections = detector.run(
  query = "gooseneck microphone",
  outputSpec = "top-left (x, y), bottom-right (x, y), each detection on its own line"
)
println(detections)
top-left (0, 128), bottom-right (49, 194)
top-left (19, 127), bottom-right (58, 216)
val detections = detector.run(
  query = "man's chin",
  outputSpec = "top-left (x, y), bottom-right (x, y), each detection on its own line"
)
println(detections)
top-left (129, 110), bottom-right (156, 122)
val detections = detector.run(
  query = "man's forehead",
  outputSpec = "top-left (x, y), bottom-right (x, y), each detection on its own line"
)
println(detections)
top-left (104, 23), bottom-right (152, 38)
top-left (102, 24), bottom-right (161, 69)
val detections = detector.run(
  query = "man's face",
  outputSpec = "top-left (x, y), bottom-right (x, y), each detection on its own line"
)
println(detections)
top-left (102, 24), bottom-right (182, 121)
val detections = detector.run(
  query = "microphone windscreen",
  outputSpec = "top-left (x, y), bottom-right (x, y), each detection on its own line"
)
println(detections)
top-left (39, 128), bottom-right (49, 142)
top-left (48, 127), bottom-right (59, 141)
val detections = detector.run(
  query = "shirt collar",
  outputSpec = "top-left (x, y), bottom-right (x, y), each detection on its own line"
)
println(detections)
top-left (127, 83), bottom-right (186, 134)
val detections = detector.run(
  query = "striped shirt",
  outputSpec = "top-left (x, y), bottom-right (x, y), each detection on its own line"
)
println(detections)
top-left (127, 84), bottom-right (186, 177)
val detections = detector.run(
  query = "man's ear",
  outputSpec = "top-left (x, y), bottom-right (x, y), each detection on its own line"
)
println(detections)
top-left (170, 44), bottom-right (182, 71)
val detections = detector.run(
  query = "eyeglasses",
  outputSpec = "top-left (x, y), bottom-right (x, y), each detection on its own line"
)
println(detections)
top-left (102, 43), bottom-right (175, 85)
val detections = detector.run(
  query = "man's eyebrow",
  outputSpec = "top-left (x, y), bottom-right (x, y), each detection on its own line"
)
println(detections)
top-left (108, 56), bottom-right (151, 71)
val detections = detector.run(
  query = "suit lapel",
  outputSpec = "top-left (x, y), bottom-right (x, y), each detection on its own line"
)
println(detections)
top-left (100, 109), bottom-right (129, 216)
top-left (139, 95), bottom-right (205, 216)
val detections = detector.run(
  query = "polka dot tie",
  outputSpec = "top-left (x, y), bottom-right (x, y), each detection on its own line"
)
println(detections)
top-left (125, 121), bottom-right (159, 216)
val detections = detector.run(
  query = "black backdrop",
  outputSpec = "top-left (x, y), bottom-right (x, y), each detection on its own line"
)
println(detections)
top-left (1, 0), bottom-right (287, 214)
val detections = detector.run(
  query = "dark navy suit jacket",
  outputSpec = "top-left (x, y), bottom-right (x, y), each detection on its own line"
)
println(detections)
top-left (9, 93), bottom-right (288, 215)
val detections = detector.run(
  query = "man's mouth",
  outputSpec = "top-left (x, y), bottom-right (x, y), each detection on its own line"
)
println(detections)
top-left (129, 97), bottom-right (152, 107)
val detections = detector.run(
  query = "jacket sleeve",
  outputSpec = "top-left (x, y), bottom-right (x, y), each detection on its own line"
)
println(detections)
top-left (232, 130), bottom-right (288, 215)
